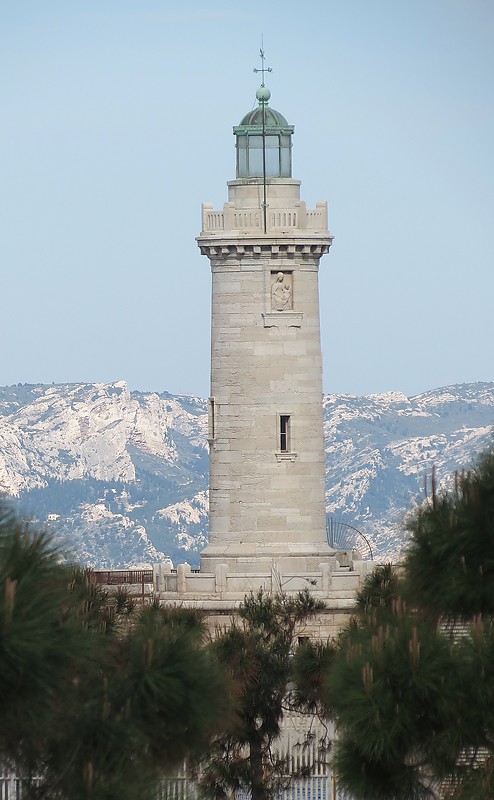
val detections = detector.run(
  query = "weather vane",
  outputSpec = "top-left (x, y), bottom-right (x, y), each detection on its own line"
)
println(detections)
top-left (253, 44), bottom-right (272, 87)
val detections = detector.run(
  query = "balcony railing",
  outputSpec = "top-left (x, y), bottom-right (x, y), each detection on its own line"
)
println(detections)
top-left (201, 202), bottom-right (328, 234)
top-left (91, 569), bottom-right (154, 585)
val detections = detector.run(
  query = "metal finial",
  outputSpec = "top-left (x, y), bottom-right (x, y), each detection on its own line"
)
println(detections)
top-left (253, 44), bottom-right (272, 87)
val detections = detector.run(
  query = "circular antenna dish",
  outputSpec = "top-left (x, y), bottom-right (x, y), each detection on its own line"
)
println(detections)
top-left (326, 516), bottom-right (374, 561)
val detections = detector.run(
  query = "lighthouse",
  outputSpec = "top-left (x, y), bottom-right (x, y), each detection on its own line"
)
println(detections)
top-left (197, 78), bottom-right (334, 575)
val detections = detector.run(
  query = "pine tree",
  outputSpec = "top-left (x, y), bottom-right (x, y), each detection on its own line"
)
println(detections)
top-left (308, 451), bottom-right (494, 800)
top-left (0, 504), bottom-right (230, 800)
top-left (200, 589), bottom-right (325, 800)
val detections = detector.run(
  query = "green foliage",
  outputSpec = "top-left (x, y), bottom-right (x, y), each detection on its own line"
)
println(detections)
top-left (291, 640), bottom-right (335, 717)
top-left (0, 507), bottom-right (84, 770)
top-left (355, 563), bottom-right (401, 614)
top-left (0, 503), bottom-right (230, 800)
top-left (320, 450), bottom-right (494, 800)
top-left (329, 602), bottom-right (466, 798)
top-left (404, 450), bottom-right (494, 620)
top-left (200, 589), bottom-right (325, 800)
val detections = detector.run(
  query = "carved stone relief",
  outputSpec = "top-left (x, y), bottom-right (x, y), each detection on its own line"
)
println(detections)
top-left (271, 272), bottom-right (293, 311)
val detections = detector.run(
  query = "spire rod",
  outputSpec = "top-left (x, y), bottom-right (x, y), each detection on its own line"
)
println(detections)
top-left (253, 42), bottom-right (272, 234)
top-left (253, 42), bottom-right (272, 87)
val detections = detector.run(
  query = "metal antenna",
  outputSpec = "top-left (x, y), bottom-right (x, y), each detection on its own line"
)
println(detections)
top-left (253, 42), bottom-right (272, 233)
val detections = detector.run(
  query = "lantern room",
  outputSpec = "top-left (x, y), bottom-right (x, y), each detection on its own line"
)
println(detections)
top-left (233, 86), bottom-right (294, 179)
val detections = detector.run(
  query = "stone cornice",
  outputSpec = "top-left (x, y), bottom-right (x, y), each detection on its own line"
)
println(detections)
top-left (197, 237), bottom-right (333, 259)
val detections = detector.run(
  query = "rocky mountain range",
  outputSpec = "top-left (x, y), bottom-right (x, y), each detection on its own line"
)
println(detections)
top-left (0, 381), bottom-right (492, 568)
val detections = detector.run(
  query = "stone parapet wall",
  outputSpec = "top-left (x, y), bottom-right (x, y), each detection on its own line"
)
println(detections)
top-left (201, 201), bottom-right (329, 235)
top-left (153, 556), bottom-right (372, 639)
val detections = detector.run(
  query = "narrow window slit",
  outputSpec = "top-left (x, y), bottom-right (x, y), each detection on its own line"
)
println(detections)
top-left (280, 415), bottom-right (290, 452)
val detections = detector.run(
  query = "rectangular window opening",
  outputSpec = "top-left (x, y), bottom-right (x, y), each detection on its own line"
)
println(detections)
top-left (280, 415), bottom-right (290, 452)
top-left (208, 398), bottom-right (215, 441)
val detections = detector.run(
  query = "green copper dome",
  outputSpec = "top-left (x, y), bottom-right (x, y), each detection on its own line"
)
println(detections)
top-left (235, 88), bottom-right (293, 134)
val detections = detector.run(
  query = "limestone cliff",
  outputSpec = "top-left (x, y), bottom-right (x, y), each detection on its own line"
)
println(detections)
top-left (0, 381), bottom-right (492, 567)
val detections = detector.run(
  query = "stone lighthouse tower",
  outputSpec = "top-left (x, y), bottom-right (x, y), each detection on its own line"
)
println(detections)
top-left (197, 82), bottom-right (333, 576)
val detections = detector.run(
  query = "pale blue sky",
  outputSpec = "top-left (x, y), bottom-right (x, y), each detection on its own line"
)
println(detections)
top-left (1, 0), bottom-right (493, 398)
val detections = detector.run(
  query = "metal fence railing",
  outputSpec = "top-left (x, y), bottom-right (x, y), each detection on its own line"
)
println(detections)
top-left (91, 569), bottom-right (154, 585)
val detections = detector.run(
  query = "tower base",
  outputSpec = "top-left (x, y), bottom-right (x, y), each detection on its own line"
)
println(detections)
top-left (199, 541), bottom-right (336, 575)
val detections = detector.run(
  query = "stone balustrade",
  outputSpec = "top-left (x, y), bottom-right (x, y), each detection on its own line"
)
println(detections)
top-left (152, 556), bottom-right (371, 605)
top-left (201, 201), bottom-right (328, 235)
